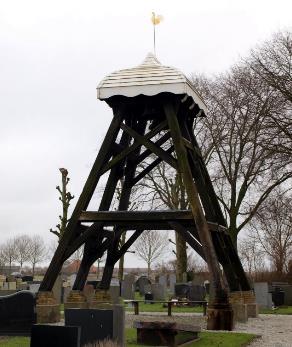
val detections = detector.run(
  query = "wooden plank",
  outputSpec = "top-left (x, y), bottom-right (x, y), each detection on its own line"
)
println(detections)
top-left (80, 210), bottom-right (193, 222)
top-left (120, 123), bottom-right (178, 170)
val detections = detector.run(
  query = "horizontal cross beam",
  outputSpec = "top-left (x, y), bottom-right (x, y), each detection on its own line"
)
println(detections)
top-left (79, 210), bottom-right (227, 233)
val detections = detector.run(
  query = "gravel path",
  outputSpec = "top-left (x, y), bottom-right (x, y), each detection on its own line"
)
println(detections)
top-left (234, 314), bottom-right (292, 347)
top-left (126, 312), bottom-right (292, 347)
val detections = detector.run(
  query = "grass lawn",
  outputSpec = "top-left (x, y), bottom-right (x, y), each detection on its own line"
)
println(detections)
top-left (124, 293), bottom-right (204, 314)
top-left (0, 329), bottom-right (257, 347)
top-left (125, 301), bottom-right (204, 314)
top-left (259, 306), bottom-right (292, 315)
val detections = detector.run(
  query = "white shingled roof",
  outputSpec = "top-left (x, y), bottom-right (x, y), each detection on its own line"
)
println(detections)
top-left (97, 53), bottom-right (207, 114)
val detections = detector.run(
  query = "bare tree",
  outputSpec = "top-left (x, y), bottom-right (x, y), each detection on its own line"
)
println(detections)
top-left (1, 239), bottom-right (17, 272)
top-left (14, 235), bottom-right (31, 269)
top-left (192, 63), bottom-right (292, 246)
top-left (238, 235), bottom-right (265, 276)
top-left (249, 31), bottom-right (292, 103)
top-left (248, 31), bottom-right (292, 161)
top-left (250, 189), bottom-right (292, 274)
top-left (50, 168), bottom-right (74, 240)
top-left (27, 235), bottom-right (47, 275)
top-left (132, 230), bottom-right (169, 277)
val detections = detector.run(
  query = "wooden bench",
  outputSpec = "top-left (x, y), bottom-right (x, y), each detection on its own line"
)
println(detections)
top-left (124, 300), bottom-right (207, 316)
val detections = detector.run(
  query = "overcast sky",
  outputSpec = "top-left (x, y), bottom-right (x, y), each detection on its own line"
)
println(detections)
top-left (0, 0), bottom-right (291, 268)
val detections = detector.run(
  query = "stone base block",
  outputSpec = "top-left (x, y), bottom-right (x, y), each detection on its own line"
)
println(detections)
top-left (36, 304), bottom-right (60, 323)
top-left (232, 303), bottom-right (248, 323)
top-left (64, 290), bottom-right (88, 309)
top-left (207, 305), bottom-right (234, 331)
top-left (247, 303), bottom-right (259, 318)
top-left (89, 289), bottom-right (112, 309)
top-left (36, 291), bottom-right (60, 323)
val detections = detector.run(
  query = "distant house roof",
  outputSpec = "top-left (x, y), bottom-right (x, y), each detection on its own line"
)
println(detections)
top-left (97, 53), bottom-right (207, 114)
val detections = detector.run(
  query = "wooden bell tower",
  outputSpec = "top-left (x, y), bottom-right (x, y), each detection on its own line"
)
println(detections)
top-left (40, 53), bottom-right (252, 329)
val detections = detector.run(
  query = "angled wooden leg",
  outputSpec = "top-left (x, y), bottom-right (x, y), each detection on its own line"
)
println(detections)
top-left (164, 97), bottom-right (233, 330)
top-left (99, 119), bottom-right (147, 289)
top-left (40, 113), bottom-right (123, 291)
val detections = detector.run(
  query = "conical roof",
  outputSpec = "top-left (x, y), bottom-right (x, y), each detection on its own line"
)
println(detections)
top-left (97, 53), bottom-right (207, 114)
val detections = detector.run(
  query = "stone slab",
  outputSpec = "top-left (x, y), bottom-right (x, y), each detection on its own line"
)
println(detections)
top-left (246, 303), bottom-right (259, 318)
top-left (232, 303), bottom-right (248, 323)
top-left (65, 305), bottom-right (125, 346)
top-left (30, 324), bottom-right (81, 347)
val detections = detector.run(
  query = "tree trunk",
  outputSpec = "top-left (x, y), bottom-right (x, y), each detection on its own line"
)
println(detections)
top-left (147, 262), bottom-right (151, 278)
top-left (175, 231), bottom-right (187, 282)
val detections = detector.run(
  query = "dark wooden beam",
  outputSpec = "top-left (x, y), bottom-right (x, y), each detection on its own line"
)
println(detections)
top-left (132, 146), bottom-right (174, 185)
top-left (100, 120), bottom-right (168, 175)
top-left (120, 123), bottom-right (178, 170)
top-left (168, 222), bottom-right (206, 261)
top-left (115, 230), bottom-right (143, 260)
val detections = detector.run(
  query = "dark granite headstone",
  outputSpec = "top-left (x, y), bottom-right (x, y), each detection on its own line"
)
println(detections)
top-left (65, 308), bottom-right (113, 346)
top-left (175, 283), bottom-right (189, 298)
top-left (30, 325), bottom-right (81, 347)
top-left (22, 276), bottom-right (33, 282)
top-left (188, 285), bottom-right (206, 301)
top-left (135, 276), bottom-right (151, 295)
top-left (0, 290), bottom-right (36, 336)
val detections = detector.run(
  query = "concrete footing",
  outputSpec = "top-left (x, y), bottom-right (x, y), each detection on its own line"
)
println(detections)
top-left (89, 289), bottom-right (112, 309)
top-left (64, 290), bottom-right (89, 309)
top-left (207, 304), bottom-right (234, 331)
top-left (36, 291), bottom-right (60, 323)
top-left (232, 303), bottom-right (248, 322)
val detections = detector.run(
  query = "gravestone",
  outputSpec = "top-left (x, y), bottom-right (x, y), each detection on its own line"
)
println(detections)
top-left (70, 274), bottom-right (77, 288)
top-left (8, 282), bottom-right (17, 290)
top-left (204, 280), bottom-right (210, 295)
top-left (158, 275), bottom-right (167, 289)
top-left (283, 285), bottom-right (292, 305)
top-left (22, 276), bottom-right (33, 282)
top-left (136, 276), bottom-right (151, 296)
top-left (121, 274), bottom-right (135, 300)
top-left (52, 275), bottom-right (63, 304)
top-left (151, 284), bottom-right (165, 300)
top-left (188, 285), bottom-right (206, 301)
top-left (169, 274), bottom-right (176, 294)
top-left (30, 325), bottom-right (81, 347)
top-left (254, 282), bottom-right (273, 308)
top-left (0, 290), bottom-right (36, 335)
top-left (29, 283), bottom-right (41, 294)
top-left (65, 306), bottom-right (124, 346)
top-left (182, 272), bottom-right (188, 282)
top-left (144, 284), bottom-right (151, 294)
top-left (109, 285), bottom-right (120, 304)
top-left (175, 283), bottom-right (189, 298)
